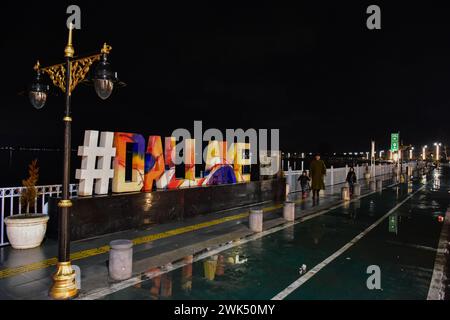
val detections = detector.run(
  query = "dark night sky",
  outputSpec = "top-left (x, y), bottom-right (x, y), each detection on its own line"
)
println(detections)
top-left (1, 1), bottom-right (450, 153)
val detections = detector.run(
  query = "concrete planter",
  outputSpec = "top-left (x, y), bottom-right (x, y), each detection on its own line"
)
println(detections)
top-left (4, 214), bottom-right (49, 249)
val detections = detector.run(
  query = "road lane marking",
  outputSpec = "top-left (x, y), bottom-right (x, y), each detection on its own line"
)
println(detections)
top-left (271, 184), bottom-right (426, 300)
top-left (427, 208), bottom-right (450, 300)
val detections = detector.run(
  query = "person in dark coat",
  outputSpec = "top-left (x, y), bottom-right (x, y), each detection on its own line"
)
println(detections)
top-left (346, 166), bottom-right (357, 195)
top-left (309, 154), bottom-right (327, 200)
top-left (297, 170), bottom-right (311, 198)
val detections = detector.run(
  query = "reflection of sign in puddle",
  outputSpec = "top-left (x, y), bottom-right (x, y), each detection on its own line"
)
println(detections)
top-left (204, 257), bottom-right (218, 281)
top-left (388, 214), bottom-right (398, 234)
top-left (282, 227), bottom-right (295, 242)
top-left (181, 255), bottom-right (193, 292)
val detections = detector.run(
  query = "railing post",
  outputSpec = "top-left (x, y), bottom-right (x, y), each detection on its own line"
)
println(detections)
top-left (331, 165), bottom-right (334, 186)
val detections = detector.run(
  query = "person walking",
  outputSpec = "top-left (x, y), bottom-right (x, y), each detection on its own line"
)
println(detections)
top-left (297, 170), bottom-right (311, 198)
top-left (309, 154), bottom-right (326, 201)
top-left (346, 166), bottom-right (357, 195)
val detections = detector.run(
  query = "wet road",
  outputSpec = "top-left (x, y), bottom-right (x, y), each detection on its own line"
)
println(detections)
top-left (102, 167), bottom-right (449, 300)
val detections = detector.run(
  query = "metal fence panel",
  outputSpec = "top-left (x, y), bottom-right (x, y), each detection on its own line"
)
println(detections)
top-left (0, 184), bottom-right (77, 247)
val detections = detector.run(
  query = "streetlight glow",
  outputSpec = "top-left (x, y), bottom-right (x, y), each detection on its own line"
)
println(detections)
top-left (434, 142), bottom-right (441, 162)
top-left (422, 145), bottom-right (427, 160)
top-left (409, 147), bottom-right (414, 160)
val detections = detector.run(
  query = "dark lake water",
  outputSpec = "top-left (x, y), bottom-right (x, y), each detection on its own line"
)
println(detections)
top-left (0, 148), bottom-right (81, 187)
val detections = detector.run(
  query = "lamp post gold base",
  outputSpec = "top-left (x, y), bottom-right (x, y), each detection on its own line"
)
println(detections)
top-left (49, 261), bottom-right (78, 300)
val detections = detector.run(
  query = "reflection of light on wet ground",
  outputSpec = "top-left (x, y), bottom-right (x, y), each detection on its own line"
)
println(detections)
top-left (368, 200), bottom-right (376, 217)
top-left (395, 186), bottom-right (400, 199)
top-left (143, 193), bottom-right (153, 211)
top-left (181, 256), bottom-right (193, 292)
top-left (353, 200), bottom-right (361, 210)
top-left (282, 227), bottom-right (295, 242)
top-left (432, 170), bottom-right (441, 190)
top-left (342, 201), bottom-right (350, 211)
top-left (388, 213), bottom-right (398, 234)
top-left (203, 257), bottom-right (218, 281)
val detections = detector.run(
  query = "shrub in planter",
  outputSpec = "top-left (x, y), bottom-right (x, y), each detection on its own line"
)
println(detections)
top-left (4, 160), bottom-right (49, 249)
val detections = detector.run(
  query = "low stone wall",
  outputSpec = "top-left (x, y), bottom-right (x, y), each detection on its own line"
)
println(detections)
top-left (47, 178), bottom-right (286, 241)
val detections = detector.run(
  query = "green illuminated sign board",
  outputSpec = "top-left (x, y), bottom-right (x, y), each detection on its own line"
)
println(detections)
top-left (391, 133), bottom-right (399, 152)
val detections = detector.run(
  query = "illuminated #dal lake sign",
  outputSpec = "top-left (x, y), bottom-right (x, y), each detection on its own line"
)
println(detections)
top-left (75, 128), bottom-right (278, 196)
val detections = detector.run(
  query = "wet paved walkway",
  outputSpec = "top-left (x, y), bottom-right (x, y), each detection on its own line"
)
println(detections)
top-left (0, 168), bottom-right (448, 300)
top-left (100, 168), bottom-right (448, 300)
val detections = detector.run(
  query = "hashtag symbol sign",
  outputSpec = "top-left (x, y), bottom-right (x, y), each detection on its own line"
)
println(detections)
top-left (75, 130), bottom-right (116, 196)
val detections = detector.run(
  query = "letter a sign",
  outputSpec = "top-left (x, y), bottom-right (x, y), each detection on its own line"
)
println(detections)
top-left (391, 133), bottom-right (399, 152)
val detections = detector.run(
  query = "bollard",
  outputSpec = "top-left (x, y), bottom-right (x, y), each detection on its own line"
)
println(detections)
top-left (353, 183), bottom-right (361, 196)
top-left (369, 180), bottom-right (376, 191)
top-left (376, 179), bottom-right (383, 191)
top-left (249, 209), bottom-right (263, 232)
top-left (283, 201), bottom-right (295, 222)
top-left (109, 239), bottom-right (133, 281)
top-left (364, 172), bottom-right (371, 180)
top-left (341, 186), bottom-right (350, 201)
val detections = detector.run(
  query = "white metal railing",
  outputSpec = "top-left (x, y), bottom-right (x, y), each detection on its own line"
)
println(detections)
top-left (284, 162), bottom-right (418, 194)
top-left (0, 184), bottom-right (78, 247)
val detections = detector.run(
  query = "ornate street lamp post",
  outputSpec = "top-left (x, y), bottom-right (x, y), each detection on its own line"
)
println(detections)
top-left (28, 23), bottom-right (122, 299)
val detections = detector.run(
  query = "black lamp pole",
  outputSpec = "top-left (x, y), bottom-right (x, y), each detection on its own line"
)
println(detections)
top-left (28, 23), bottom-right (120, 299)
top-left (60, 56), bottom-right (72, 262)
top-left (48, 28), bottom-right (78, 300)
